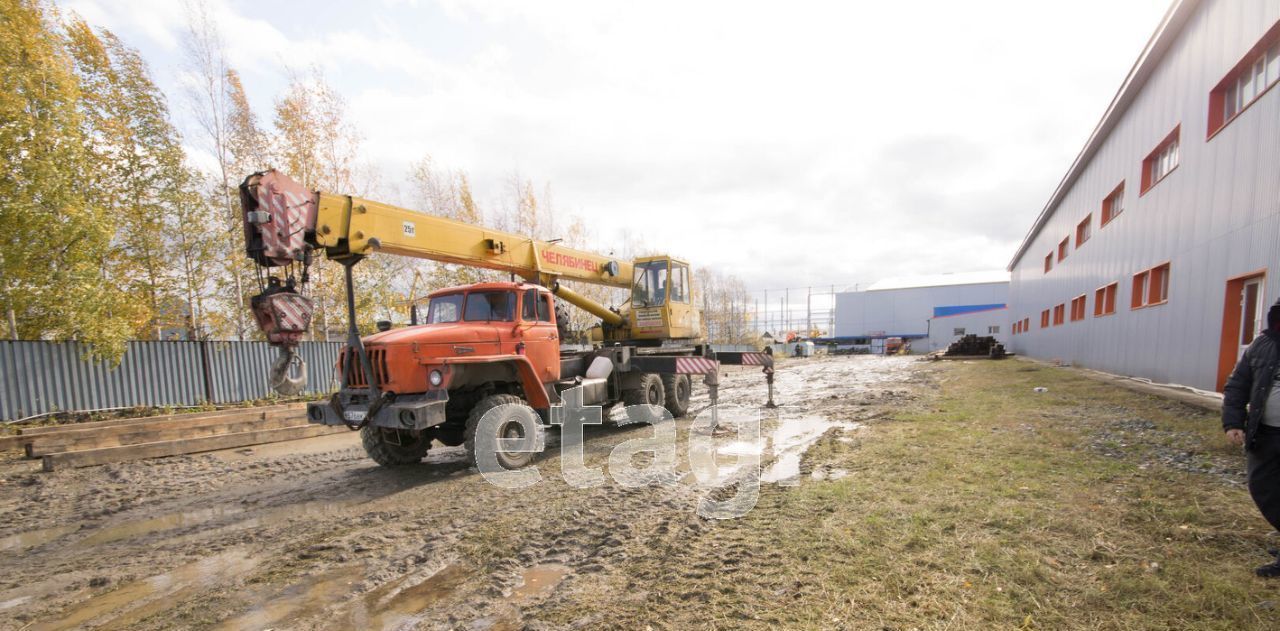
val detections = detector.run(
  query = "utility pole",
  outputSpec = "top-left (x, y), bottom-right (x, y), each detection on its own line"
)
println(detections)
top-left (784, 288), bottom-right (789, 333)
top-left (762, 289), bottom-right (768, 334)
top-left (7, 309), bottom-right (16, 340)
top-left (806, 286), bottom-right (812, 338)
top-left (830, 284), bottom-right (836, 335)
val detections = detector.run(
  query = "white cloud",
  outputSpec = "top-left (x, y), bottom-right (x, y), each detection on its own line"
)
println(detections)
top-left (56, 0), bottom-right (1172, 294)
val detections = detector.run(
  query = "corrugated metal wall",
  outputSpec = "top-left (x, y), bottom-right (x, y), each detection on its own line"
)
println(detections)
top-left (0, 341), bottom-right (343, 421)
top-left (835, 282), bottom-right (1010, 346)
top-left (1008, 0), bottom-right (1280, 391)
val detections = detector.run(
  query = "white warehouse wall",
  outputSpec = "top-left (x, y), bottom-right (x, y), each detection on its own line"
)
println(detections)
top-left (835, 281), bottom-right (1009, 353)
top-left (1007, 0), bottom-right (1280, 392)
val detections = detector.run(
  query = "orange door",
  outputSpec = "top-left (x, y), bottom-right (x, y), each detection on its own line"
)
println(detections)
top-left (1217, 270), bottom-right (1266, 391)
top-left (518, 288), bottom-right (560, 382)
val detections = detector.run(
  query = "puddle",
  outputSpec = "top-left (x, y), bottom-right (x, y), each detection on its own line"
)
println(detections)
top-left (214, 565), bottom-right (365, 631)
top-left (74, 501), bottom-right (349, 549)
top-left (762, 416), bottom-right (861, 484)
top-left (225, 500), bottom-right (350, 531)
top-left (31, 548), bottom-right (258, 631)
top-left (509, 564), bottom-right (570, 602)
top-left (0, 524), bottom-right (79, 553)
top-left (78, 506), bottom-right (245, 547)
top-left (350, 563), bottom-right (469, 630)
top-left (710, 415), bottom-right (861, 485)
top-left (719, 441), bottom-right (764, 456)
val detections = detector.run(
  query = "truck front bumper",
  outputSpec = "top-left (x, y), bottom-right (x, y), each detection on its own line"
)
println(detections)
top-left (307, 389), bottom-right (449, 431)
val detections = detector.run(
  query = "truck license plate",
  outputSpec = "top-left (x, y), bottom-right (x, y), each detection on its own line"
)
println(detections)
top-left (343, 410), bottom-right (367, 422)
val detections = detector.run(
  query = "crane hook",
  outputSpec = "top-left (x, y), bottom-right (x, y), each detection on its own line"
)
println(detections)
top-left (269, 346), bottom-right (307, 396)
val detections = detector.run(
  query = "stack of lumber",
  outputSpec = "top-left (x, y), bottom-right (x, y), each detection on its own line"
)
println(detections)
top-left (0, 403), bottom-right (344, 471)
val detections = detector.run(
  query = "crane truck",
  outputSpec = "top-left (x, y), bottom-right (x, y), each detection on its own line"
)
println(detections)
top-left (239, 170), bottom-right (765, 469)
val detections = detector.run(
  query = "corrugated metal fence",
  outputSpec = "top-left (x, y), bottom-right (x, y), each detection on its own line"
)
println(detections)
top-left (0, 340), bottom-right (343, 421)
top-left (2, 340), bottom-right (774, 421)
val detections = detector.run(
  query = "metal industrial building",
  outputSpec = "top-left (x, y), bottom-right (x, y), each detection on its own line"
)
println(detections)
top-left (1007, 0), bottom-right (1280, 391)
top-left (833, 272), bottom-right (1009, 354)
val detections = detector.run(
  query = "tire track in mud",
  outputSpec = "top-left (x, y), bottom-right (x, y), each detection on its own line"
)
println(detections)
top-left (0, 356), bottom-right (923, 630)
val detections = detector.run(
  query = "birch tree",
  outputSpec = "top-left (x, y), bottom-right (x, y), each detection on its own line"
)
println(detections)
top-left (0, 0), bottom-right (141, 357)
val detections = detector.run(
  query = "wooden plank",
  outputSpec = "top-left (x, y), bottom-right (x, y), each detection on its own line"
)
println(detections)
top-left (27, 414), bottom-right (310, 457)
top-left (20, 408), bottom-right (305, 447)
top-left (41, 424), bottom-right (344, 471)
top-left (19, 403), bottom-right (306, 436)
top-left (0, 434), bottom-right (34, 452)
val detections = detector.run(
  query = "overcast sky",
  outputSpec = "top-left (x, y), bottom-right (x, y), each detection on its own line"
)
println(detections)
top-left (63, 0), bottom-right (1171, 302)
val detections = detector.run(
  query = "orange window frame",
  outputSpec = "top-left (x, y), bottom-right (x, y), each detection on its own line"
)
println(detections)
top-left (1040, 310), bottom-right (1050, 329)
top-left (1207, 20), bottom-right (1280, 138)
top-left (1140, 126), bottom-right (1180, 195)
top-left (1053, 304), bottom-right (1065, 326)
top-left (1070, 295), bottom-right (1087, 322)
top-left (1057, 237), bottom-right (1069, 262)
top-left (1131, 263), bottom-right (1170, 309)
top-left (1101, 182), bottom-right (1124, 227)
top-left (1044, 253), bottom-right (1053, 274)
top-left (1076, 214), bottom-right (1092, 248)
top-left (1094, 282), bottom-right (1118, 317)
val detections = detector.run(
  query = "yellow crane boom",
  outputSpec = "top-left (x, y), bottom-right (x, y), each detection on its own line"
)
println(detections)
top-left (311, 190), bottom-right (634, 291)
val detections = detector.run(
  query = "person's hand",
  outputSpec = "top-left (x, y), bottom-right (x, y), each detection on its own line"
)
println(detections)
top-left (1226, 428), bottom-right (1245, 447)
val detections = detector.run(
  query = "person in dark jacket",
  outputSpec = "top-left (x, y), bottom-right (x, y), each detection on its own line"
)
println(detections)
top-left (1223, 299), bottom-right (1280, 577)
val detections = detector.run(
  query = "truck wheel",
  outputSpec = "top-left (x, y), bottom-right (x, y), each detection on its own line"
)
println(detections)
top-left (361, 426), bottom-right (431, 467)
top-left (464, 394), bottom-right (542, 469)
top-left (623, 373), bottom-right (666, 424)
top-left (661, 374), bottom-right (691, 418)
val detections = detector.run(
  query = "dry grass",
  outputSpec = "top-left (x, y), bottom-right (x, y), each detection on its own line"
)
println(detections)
top-left (552, 359), bottom-right (1280, 630)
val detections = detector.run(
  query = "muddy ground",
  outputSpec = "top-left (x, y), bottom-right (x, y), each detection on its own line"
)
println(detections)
top-left (0, 355), bottom-right (923, 630)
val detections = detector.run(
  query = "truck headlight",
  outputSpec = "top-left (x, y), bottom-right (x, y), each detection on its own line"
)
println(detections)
top-left (429, 369), bottom-right (443, 386)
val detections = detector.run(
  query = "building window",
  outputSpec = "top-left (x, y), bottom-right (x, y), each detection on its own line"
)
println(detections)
top-left (1057, 237), bottom-right (1069, 262)
top-left (1209, 21), bottom-right (1280, 136)
top-left (1069, 295), bottom-right (1087, 322)
top-left (1044, 253), bottom-right (1053, 274)
top-left (1053, 304), bottom-right (1065, 326)
top-left (1102, 182), bottom-right (1125, 226)
top-left (1041, 309), bottom-right (1050, 329)
top-left (1094, 282), bottom-right (1118, 317)
top-left (1141, 126), bottom-right (1179, 194)
top-left (953, 328), bottom-right (965, 336)
top-left (1132, 263), bottom-right (1170, 309)
top-left (1076, 215), bottom-right (1092, 247)
top-left (988, 325), bottom-right (1000, 335)
top-left (1024, 317), bottom-right (1030, 332)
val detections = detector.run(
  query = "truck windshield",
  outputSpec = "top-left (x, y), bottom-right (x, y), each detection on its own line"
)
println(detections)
top-left (463, 291), bottom-right (516, 322)
top-left (632, 260), bottom-right (668, 307)
top-left (425, 294), bottom-right (464, 323)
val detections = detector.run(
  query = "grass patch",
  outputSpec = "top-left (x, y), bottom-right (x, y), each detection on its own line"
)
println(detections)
top-left (566, 359), bottom-right (1280, 629)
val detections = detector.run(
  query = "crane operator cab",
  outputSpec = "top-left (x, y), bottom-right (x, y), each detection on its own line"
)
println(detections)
top-left (626, 256), bottom-right (701, 342)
